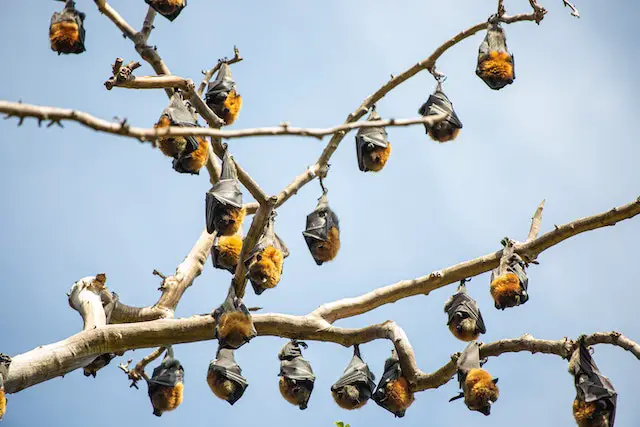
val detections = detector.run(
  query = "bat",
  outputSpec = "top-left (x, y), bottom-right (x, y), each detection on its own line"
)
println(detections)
top-left (302, 192), bottom-right (340, 265)
top-left (147, 347), bottom-right (184, 417)
top-left (569, 338), bottom-right (617, 427)
top-left (245, 213), bottom-right (289, 295)
top-left (331, 344), bottom-right (376, 410)
top-left (278, 340), bottom-right (315, 410)
top-left (489, 239), bottom-right (529, 310)
top-left (211, 230), bottom-right (243, 273)
top-left (144, 0), bottom-right (186, 22)
top-left (154, 93), bottom-right (209, 175)
top-left (205, 63), bottom-right (242, 126)
top-left (207, 348), bottom-right (248, 405)
top-left (418, 82), bottom-right (463, 143)
top-left (476, 21), bottom-right (515, 90)
top-left (0, 354), bottom-right (10, 421)
top-left (212, 287), bottom-right (257, 349)
top-left (205, 146), bottom-right (245, 236)
top-left (444, 279), bottom-right (486, 341)
top-left (372, 349), bottom-right (415, 417)
top-left (50, 0), bottom-right (86, 55)
top-left (83, 353), bottom-right (117, 378)
top-left (355, 108), bottom-right (392, 172)
top-left (449, 341), bottom-right (499, 416)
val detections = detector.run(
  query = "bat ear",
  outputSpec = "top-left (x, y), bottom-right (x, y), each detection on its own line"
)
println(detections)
top-left (492, 378), bottom-right (499, 384)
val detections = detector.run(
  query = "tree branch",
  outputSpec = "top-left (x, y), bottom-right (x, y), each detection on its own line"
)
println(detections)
top-left (527, 199), bottom-right (545, 241)
top-left (562, 0), bottom-right (580, 18)
top-left (312, 197), bottom-right (640, 322)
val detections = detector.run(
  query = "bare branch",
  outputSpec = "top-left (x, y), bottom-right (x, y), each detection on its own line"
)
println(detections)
top-left (197, 47), bottom-right (244, 97)
top-left (528, 0), bottom-right (548, 23)
top-left (139, 7), bottom-right (156, 44)
top-left (562, 0), bottom-right (581, 18)
top-left (527, 199), bottom-right (546, 241)
top-left (312, 197), bottom-right (640, 322)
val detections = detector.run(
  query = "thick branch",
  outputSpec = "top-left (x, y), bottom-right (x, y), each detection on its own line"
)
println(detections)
top-left (312, 197), bottom-right (640, 322)
top-left (67, 274), bottom-right (108, 330)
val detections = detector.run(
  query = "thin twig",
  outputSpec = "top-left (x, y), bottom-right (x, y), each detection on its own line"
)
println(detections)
top-left (562, 0), bottom-right (580, 18)
top-left (527, 199), bottom-right (546, 242)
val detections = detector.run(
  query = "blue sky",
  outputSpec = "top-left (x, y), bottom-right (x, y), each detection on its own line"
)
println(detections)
top-left (1, 1), bottom-right (639, 426)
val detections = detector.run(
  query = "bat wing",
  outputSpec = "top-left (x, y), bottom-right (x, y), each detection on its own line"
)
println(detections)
top-left (280, 358), bottom-right (316, 382)
top-left (355, 110), bottom-right (389, 172)
top-left (207, 180), bottom-right (243, 208)
top-left (457, 341), bottom-right (481, 376)
top-left (148, 362), bottom-right (184, 388)
top-left (573, 341), bottom-right (617, 425)
top-left (332, 354), bottom-right (376, 391)
top-left (508, 254), bottom-right (529, 293)
top-left (279, 340), bottom-right (305, 361)
top-left (446, 293), bottom-right (486, 333)
top-left (205, 190), bottom-right (218, 234)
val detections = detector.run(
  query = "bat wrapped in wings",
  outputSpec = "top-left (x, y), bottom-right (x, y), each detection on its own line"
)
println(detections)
top-left (372, 349), bottom-right (414, 417)
top-left (476, 20), bottom-right (515, 90)
top-left (144, 0), bottom-right (187, 22)
top-left (207, 348), bottom-right (248, 405)
top-left (569, 338), bottom-right (617, 427)
top-left (212, 287), bottom-right (257, 350)
top-left (211, 229), bottom-right (243, 273)
top-left (354, 108), bottom-right (392, 172)
top-left (245, 214), bottom-right (289, 295)
top-left (278, 340), bottom-right (315, 410)
top-left (331, 345), bottom-right (376, 410)
top-left (0, 354), bottom-right (10, 421)
top-left (154, 92), bottom-right (209, 175)
top-left (205, 146), bottom-right (245, 236)
top-left (489, 238), bottom-right (529, 310)
top-left (449, 341), bottom-right (499, 416)
top-left (444, 279), bottom-right (486, 342)
top-left (418, 82), bottom-right (463, 143)
top-left (147, 347), bottom-right (184, 417)
top-left (50, 0), bottom-right (86, 55)
top-left (302, 192), bottom-right (340, 265)
top-left (205, 63), bottom-right (242, 125)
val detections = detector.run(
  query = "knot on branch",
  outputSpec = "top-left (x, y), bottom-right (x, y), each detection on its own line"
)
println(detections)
top-left (104, 58), bottom-right (141, 90)
top-left (118, 359), bottom-right (145, 389)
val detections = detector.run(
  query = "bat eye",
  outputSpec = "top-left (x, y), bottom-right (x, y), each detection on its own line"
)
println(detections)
top-left (256, 254), bottom-right (262, 262)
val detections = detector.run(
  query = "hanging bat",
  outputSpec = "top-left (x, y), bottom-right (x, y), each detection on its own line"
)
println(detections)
top-left (83, 353), bottom-right (117, 378)
top-left (144, 0), bottom-right (186, 22)
top-left (0, 354), bottom-right (10, 421)
top-left (569, 339), bottom-right (617, 427)
top-left (50, 0), bottom-right (86, 55)
top-left (245, 214), bottom-right (289, 294)
top-left (302, 192), bottom-right (340, 265)
top-left (354, 108), bottom-right (392, 172)
top-left (489, 239), bottom-right (529, 310)
top-left (211, 230), bottom-right (243, 273)
top-left (476, 21), bottom-right (515, 90)
top-left (444, 279), bottom-right (486, 342)
top-left (449, 341), bottom-right (499, 416)
top-left (205, 146), bottom-right (245, 236)
top-left (154, 93), bottom-right (209, 175)
top-left (207, 348), bottom-right (248, 405)
top-left (205, 63), bottom-right (242, 125)
top-left (212, 287), bottom-right (257, 349)
top-left (372, 349), bottom-right (415, 417)
top-left (418, 82), bottom-right (463, 143)
top-left (147, 347), bottom-right (184, 417)
top-left (278, 340), bottom-right (315, 410)
top-left (331, 345), bottom-right (376, 410)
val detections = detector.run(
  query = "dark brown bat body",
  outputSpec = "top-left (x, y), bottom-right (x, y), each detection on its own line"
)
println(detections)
top-left (49, 1), bottom-right (85, 55)
top-left (418, 83), bottom-right (463, 143)
top-left (490, 239), bottom-right (529, 310)
top-left (303, 193), bottom-right (341, 265)
top-left (154, 115), bottom-right (188, 159)
top-left (212, 234), bottom-right (243, 272)
top-left (332, 385), bottom-right (368, 410)
top-left (279, 376), bottom-right (313, 409)
top-left (145, 0), bottom-right (185, 21)
top-left (248, 245), bottom-right (284, 290)
top-left (173, 137), bottom-right (209, 175)
top-left (308, 226), bottom-right (340, 264)
top-left (445, 281), bottom-right (486, 342)
top-left (207, 370), bottom-right (237, 401)
top-left (207, 349), bottom-right (248, 405)
top-left (373, 350), bottom-right (414, 417)
top-left (216, 311), bottom-right (255, 349)
top-left (83, 353), bottom-right (117, 378)
top-left (569, 340), bottom-right (617, 427)
top-left (476, 21), bottom-right (515, 90)
top-left (331, 345), bottom-right (376, 410)
top-left (205, 64), bottom-right (242, 126)
top-left (463, 368), bottom-right (499, 415)
top-left (278, 340), bottom-right (315, 410)
top-left (355, 109), bottom-right (392, 172)
top-left (212, 205), bottom-right (245, 237)
top-left (147, 352), bottom-right (184, 417)
top-left (150, 383), bottom-right (184, 416)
